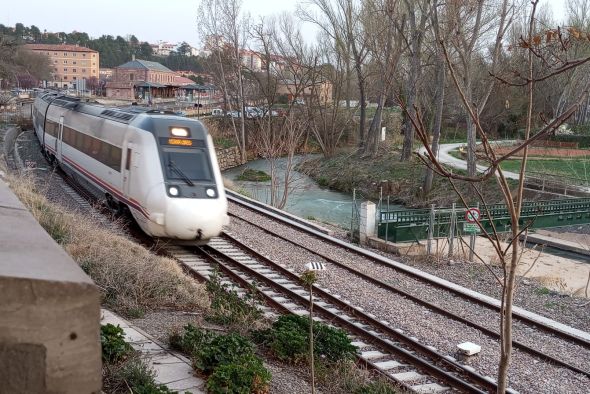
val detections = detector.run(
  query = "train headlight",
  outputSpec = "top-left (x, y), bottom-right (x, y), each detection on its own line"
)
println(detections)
top-left (169, 186), bottom-right (179, 196)
top-left (206, 188), bottom-right (216, 198)
top-left (170, 127), bottom-right (190, 137)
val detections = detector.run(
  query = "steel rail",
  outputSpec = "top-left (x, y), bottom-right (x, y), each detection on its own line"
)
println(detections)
top-left (227, 210), bottom-right (590, 378)
top-left (203, 233), bottom-right (505, 393)
top-left (227, 190), bottom-right (590, 349)
top-left (172, 245), bottom-right (415, 393)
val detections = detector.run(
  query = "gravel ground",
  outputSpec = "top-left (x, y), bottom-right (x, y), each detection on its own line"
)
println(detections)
top-left (228, 202), bottom-right (590, 394)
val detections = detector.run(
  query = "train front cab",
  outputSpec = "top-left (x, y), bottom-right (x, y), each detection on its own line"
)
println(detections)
top-left (128, 116), bottom-right (228, 242)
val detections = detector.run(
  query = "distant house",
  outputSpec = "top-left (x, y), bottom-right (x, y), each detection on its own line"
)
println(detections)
top-left (276, 79), bottom-right (333, 105)
top-left (105, 57), bottom-right (180, 100)
top-left (23, 43), bottom-right (99, 90)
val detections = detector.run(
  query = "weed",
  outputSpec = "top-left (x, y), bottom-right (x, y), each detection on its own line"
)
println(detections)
top-left (534, 287), bottom-right (551, 295)
top-left (197, 332), bottom-right (255, 373)
top-left (101, 324), bottom-right (132, 363)
top-left (544, 301), bottom-right (558, 309)
top-left (268, 314), bottom-right (356, 363)
top-left (169, 324), bottom-right (214, 356)
top-left (307, 215), bottom-right (317, 221)
top-left (104, 354), bottom-right (177, 394)
top-left (316, 360), bottom-right (401, 394)
top-left (206, 353), bottom-right (271, 394)
top-left (206, 269), bottom-right (263, 329)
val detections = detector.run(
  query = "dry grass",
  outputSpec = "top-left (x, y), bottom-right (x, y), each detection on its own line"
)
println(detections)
top-left (4, 171), bottom-right (210, 317)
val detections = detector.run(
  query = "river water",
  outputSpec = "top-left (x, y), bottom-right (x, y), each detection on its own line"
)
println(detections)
top-left (223, 156), bottom-right (364, 228)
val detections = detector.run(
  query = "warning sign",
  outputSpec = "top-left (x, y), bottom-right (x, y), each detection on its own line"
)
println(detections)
top-left (465, 208), bottom-right (481, 223)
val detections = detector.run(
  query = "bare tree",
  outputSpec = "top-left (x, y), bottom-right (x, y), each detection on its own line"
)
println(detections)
top-left (400, 0), bottom-right (431, 161)
top-left (363, 0), bottom-right (405, 157)
top-left (299, 0), bottom-right (370, 149)
top-left (445, 0), bottom-right (517, 176)
top-left (410, 3), bottom-right (590, 390)
top-left (198, 0), bottom-right (249, 162)
top-left (423, 0), bottom-right (452, 194)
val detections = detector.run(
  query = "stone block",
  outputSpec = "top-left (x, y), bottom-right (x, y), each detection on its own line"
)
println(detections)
top-left (0, 179), bottom-right (101, 393)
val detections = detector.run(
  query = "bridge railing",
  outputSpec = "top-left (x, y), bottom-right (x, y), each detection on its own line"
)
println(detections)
top-left (378, 197), bottom-right (590, 243)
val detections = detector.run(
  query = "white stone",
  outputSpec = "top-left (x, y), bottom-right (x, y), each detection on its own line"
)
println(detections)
top-left (457, 342), bottom-right (481, 356)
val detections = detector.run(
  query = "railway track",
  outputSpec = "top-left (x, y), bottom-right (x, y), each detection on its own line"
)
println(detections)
top-left (226, 191), bottom-right (590, 377)
top-left (167, 234), bottom-right (514, 393)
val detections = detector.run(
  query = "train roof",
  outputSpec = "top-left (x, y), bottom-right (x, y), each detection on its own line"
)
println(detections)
top-left (38, 91), bottom-right (182, 125)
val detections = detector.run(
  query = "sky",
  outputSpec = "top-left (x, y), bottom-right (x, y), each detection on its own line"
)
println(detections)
top-left (0, 0), bottom-right (570, 49)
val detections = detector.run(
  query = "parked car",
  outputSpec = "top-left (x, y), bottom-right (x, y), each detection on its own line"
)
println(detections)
top-left (211, 108), bottom-right (224, 117)
top-left (245, 106), bottom-right (263, 119)
top-left (226, 110), bottom-right (241, 118)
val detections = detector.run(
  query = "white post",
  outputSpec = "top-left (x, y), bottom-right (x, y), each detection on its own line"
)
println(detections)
top-left (381, 126), bottom-right (386, 141)
top-left (448, 203), bottom-right (456, 258)
top-left (427, 204), bottom-right (435, 255)
top-left (360, 201), bottom-right (376, 245)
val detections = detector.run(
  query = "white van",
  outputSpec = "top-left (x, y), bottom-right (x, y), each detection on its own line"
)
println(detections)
top-left (212, 108), bottom-right (224, 117)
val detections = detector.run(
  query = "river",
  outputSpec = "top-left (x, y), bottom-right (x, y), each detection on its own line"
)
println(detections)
top-left (223, 155), bottom-right (382, 228)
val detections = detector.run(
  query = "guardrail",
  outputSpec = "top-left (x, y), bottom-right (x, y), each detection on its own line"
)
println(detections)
top-left (378, 198), bottom-right (590, 243)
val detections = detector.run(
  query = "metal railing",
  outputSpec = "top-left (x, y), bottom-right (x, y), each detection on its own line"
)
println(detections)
top-left (378, 197), bottom-right (590, 243)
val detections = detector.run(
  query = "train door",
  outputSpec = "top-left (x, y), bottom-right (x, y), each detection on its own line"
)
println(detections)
top-left (57, 116), bottom-right (64, 162)
top-left (123, 143), bottom-right (133, 197)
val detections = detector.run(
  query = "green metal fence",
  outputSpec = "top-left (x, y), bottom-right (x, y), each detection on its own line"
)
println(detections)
top-left (378, 198), bottom-right (590, 243)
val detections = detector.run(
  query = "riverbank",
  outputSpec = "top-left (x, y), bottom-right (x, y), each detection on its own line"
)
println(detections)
top-left (296, 148), bottom-right (512, 208)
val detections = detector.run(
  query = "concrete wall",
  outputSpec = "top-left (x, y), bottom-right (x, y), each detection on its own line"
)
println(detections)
top-left (0, 180), bottom-right (101, 393)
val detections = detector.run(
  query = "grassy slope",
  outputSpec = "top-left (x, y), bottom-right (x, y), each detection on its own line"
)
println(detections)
top-left (501, 158), bottom-right (590, 181)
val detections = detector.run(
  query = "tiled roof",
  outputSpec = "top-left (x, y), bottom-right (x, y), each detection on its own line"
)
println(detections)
top-left (24, 44), bottom-right (98, 53)
top-left (116, 59), bottom-right (174, 73)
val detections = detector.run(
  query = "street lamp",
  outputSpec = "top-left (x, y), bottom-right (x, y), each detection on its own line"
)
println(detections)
top-left (301, 262), bottom-right (326, 394)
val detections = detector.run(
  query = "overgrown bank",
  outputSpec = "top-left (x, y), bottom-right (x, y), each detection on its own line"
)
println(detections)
top-left (297, 148), bottom-right (513, 208)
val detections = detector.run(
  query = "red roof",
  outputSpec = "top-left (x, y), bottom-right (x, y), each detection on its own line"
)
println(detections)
top-left (24, 44), bottom-right (98, 53)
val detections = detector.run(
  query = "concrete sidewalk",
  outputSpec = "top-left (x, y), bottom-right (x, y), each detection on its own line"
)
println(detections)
top-left (101, 309), bottom-right (205, 393)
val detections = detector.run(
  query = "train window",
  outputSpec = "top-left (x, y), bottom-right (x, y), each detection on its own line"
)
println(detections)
top-left (111, 147), bottom-right (122, 170)
top-left (90, 138), bottom-right (101, 157)
top-left (100, 142), bottom-right (111, 164)
top-left (163, 148), bottom-right (213, 182)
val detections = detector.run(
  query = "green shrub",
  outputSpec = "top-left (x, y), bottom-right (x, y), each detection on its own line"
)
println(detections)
top-left (269, 314), bottom-right (356, 363)
top-left (101, 324), bottom-right (132, 363)
top-left (198, 332), bottom-right (255, 373)
top-left (206, 353), bottom-right (271, 394)
top-left (169, 324), bottom-right (214, 355)
top-left (270, 316), bottom-right (309, 362)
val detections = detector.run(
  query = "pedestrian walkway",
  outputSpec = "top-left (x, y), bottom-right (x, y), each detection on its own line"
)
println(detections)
top-left (101, 309), bottom-right (205, 393)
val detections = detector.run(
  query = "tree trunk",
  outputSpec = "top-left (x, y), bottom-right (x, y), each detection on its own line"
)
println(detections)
top-left (401, 65), bottom-right (418, 161)
top-left (357, 63), bottom-right (366, 149)
top-left (424, 56), bottom-right (445, 193)
top-left (364, 92), bottom-right (385, 157)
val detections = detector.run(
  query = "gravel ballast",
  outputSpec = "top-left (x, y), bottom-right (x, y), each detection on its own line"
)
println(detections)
top-left (228, 201), bottom-right (590, 394)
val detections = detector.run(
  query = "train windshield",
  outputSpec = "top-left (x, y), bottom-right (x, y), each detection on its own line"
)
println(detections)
top-left (163, 147), bottom-right (213, 182)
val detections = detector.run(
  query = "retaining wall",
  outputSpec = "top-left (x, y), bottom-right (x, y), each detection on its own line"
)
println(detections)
top-left (0, 177), bottom-right (101, 393)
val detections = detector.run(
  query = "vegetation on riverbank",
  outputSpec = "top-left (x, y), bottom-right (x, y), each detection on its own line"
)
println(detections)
top-left (297, 148), bottom-right (512, 208)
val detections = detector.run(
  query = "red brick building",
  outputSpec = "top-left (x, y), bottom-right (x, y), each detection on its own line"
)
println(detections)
top-left (105, 57), bottom-right (179, 100)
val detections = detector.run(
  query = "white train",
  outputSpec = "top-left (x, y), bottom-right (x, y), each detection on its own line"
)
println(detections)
top-left (33, 91), bottom-right (228, 243)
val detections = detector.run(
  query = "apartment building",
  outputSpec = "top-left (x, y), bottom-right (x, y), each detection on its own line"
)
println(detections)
top-left (24, 44), bottom-right (100, 89)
